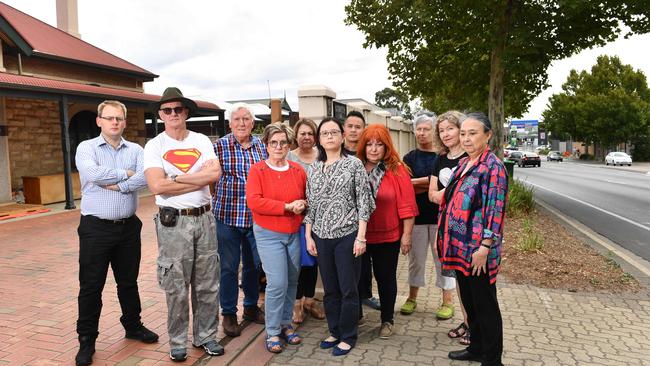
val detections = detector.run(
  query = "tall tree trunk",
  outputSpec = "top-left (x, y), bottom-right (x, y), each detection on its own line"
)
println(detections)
top-left (488, 0), bottom-right (514, 159)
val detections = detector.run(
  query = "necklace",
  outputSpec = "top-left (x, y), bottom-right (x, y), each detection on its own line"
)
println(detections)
top-left (447, 149), bottom-right (464, 160)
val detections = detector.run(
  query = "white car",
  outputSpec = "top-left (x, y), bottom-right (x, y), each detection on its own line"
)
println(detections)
top-left (605, 152), bottom-right (632, 166)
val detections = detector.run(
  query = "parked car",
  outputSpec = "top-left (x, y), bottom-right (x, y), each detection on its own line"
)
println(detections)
top-left (547, 151), bottom-right (563, 162)
top-left (605, 152), bottom-right (632, 166)
top-left (509, 151), bottom-right (541, 167)
top-left (504, 147), bottom-right (519, 157)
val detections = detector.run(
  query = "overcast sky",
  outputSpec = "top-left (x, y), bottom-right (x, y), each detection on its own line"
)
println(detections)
top-left (4, 0), bottom-right (650, 120)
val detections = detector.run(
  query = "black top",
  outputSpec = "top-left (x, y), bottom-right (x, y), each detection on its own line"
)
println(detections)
top-left (430, 152), bottom-right (468, 224)
top-left (431, 152), bottom-right (469, 191)
top-left (403, 149), bottom-right (438, 225)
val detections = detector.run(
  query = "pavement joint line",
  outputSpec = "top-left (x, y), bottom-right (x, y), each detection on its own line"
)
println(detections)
top-left (535, 199), bottom-right (650, 278)
top-left (523, 181), bottom-right (650, 233)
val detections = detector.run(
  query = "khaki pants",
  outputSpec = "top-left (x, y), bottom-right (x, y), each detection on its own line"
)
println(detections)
top-left (155, 212), bottom-right (219, 349)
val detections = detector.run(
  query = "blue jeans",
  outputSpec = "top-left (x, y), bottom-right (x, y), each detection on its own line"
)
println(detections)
top-left (253, 224), bottom-right (301, 337)
top-left (217, 220), bottom-right (261, 315)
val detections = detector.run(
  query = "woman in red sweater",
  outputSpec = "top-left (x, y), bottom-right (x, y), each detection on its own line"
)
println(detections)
top-left (357, 124), bottom-right (418, 339)
top-left (246, 123), bottom-right (307, 354)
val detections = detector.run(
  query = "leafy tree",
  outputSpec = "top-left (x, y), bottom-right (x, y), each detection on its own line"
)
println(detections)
top-left (375, 87), bottom-right (414, 119)
top-left (543, 55), bottom-right (650, 159)
top-left (345, 0), bottom-right (650, 154)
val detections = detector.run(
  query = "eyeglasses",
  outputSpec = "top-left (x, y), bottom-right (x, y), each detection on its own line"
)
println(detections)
top-left (269, 140), bottom-right (289, 148)
top-left (320, 130), bottom-right (341, 137)
top-left (159, 107), bottom-right (186, 115)
top-left (99, 116), bottom-right (125, 122)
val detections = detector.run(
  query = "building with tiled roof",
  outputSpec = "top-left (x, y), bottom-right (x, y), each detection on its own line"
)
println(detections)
top-left (0, 1), bottom-right (223, 205)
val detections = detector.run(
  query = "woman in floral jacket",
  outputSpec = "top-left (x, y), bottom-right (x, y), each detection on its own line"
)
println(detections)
top-left (438, 112), bottom-right (508, 366)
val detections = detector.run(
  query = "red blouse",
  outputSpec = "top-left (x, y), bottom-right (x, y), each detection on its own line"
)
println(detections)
top-left (366, 164), bottom-right (419, 244)
top-left (246, 161), bottom-right (307, 234)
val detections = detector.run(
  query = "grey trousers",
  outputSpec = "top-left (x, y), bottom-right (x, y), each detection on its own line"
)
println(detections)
top-left (155, 212), bottom-right (220, 349)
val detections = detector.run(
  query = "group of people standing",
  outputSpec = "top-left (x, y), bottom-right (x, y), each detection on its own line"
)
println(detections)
top-left (73, 86), bottom-right (508, 366)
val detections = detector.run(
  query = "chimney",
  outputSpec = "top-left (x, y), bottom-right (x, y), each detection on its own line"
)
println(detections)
top-left (56, 0), bottom-right (80, 38)
top-left (270, 99), bottom-right (282, 123)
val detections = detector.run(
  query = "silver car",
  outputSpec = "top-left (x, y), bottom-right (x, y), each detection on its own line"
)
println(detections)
top-left (605, 152), bottom-right (632, 166)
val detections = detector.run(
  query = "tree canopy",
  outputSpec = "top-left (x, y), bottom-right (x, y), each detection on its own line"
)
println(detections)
top-left (345, 0), bottom-right (650, 154)
top-left (543, 55), bottom-right (650, 157)
top-left (374, 87), bottom-right (414, 119)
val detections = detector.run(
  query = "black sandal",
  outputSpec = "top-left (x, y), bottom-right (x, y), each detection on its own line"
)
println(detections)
top-left (448, 322), bottom-right (468, 338)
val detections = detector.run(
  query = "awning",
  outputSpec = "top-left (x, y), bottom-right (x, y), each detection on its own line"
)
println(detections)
top-left (0, 72), bottom-right (221, 116)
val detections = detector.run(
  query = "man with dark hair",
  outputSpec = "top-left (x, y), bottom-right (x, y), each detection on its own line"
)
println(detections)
top-left (75, 100), bottom-right (158, 366)
top-left (342, 110), bottom-right (366, 156)
top-left (343, 111), bottom-right (381, 314)
top-left (144, 87), bottom-right (223, 361)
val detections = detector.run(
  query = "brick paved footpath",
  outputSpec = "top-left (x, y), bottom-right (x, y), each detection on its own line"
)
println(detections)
top-left (1, 195), bottom-right (650, 365)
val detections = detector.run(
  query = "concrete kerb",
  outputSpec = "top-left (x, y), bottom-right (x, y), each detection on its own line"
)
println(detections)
top-left (535, 198), bottom-right (650, 290)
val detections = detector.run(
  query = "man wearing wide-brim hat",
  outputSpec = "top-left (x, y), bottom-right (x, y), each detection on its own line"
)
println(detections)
top-left (143, 87), bottom-right (224, 361)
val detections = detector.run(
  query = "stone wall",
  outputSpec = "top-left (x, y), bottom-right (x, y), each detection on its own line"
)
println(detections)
top-left (6, 98), bottom-right (146, 190)
top-left (6, 98), bottom-right (62, 189)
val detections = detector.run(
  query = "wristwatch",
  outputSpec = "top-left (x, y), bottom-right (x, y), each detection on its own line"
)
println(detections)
top-left (170, 174), bottom-right (178, 182)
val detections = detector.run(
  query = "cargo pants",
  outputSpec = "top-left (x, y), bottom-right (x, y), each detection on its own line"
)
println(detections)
top-left (155, 211), bottom-right (219, 349)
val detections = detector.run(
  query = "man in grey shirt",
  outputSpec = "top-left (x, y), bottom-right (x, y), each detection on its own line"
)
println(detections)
top-left (74, 100), bottom-right (158, 366)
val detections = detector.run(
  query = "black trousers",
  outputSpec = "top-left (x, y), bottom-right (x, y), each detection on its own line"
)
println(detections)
top-left (296, 265), bottom-right (318, 299)
top-left (358, 252), bottom-right (373, 299)
top-left (359, 241), bottom-right (399, 323)
top-left (314, 231), bottom-right (361, 346)
top-left (77, 215), bottom-right (143, 338)
top-left (456, 270), bottom-right (503, 366)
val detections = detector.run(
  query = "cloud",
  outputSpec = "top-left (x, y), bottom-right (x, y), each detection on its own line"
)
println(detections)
top-left (6, 1), bottom-right (647, 117)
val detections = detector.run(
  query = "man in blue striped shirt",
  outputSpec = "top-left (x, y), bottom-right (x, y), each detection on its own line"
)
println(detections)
top-left (74, 100), bottom-right (158, 366)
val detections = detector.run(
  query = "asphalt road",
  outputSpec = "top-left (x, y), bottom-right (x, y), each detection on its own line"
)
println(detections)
top-left (513, 160), bottom-right (650, 262)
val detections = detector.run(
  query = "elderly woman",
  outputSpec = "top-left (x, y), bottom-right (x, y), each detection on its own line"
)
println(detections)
top-left (287, 118), bottom-right (326, 324)
top-left (429, 111), bottom-right (471, 344)
top-left (438, 112), bottom-right (508, 366)
top-left (399, 114), bottom-right (439, 316)
top-left (305, 117), bottom-right (375, 356)
top-left (358, 124), bottom-right (417, 339)
top-left (246, 123), bottom-right (307, 353)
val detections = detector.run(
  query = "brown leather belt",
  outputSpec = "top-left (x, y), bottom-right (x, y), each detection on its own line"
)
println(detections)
top-left (160, 204), bottom-right (211, 217)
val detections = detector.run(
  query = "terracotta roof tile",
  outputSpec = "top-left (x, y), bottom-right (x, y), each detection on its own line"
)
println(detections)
top-left (0, 2), bottom-right (156, 78)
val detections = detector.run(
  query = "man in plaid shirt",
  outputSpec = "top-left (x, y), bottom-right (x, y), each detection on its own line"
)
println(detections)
top-left (213, 103), bottom-right (267, 337)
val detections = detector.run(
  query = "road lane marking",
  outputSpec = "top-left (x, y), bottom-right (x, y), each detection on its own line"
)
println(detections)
top-left (602, 179), bottom-right (628, 185)
top-left (523, 181), bottom-right (650, 233)
top-left (536, 200), bottom-right (650, 277)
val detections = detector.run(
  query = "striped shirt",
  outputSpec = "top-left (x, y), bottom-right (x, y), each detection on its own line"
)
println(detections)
top-left (75, 135), bottom-right (147, 220)
top-left (212, 133), bottom-right (267, 227)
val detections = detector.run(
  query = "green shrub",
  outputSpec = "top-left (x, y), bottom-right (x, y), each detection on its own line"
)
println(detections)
top-left (579, 153), bottom-right (595, 160)
top-left (507, 179), bottom-right (535, 218)
top-left (517, 218), bottom-right (543, 252)
top-left (538, 148), bottom-right (550, 155)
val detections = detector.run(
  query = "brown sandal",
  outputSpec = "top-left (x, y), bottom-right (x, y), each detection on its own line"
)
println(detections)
top-left (304, 299), bottom-right (326, 320)
top-left (292, 300), bottom-right (305, 324)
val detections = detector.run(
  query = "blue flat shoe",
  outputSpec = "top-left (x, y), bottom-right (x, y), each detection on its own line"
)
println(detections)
top-left (332, 345), bottom-right (352, 356)
top-left (319, 338), bottom-right (339, 349)
top-left (280, 325), bottom-right (302, 345)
